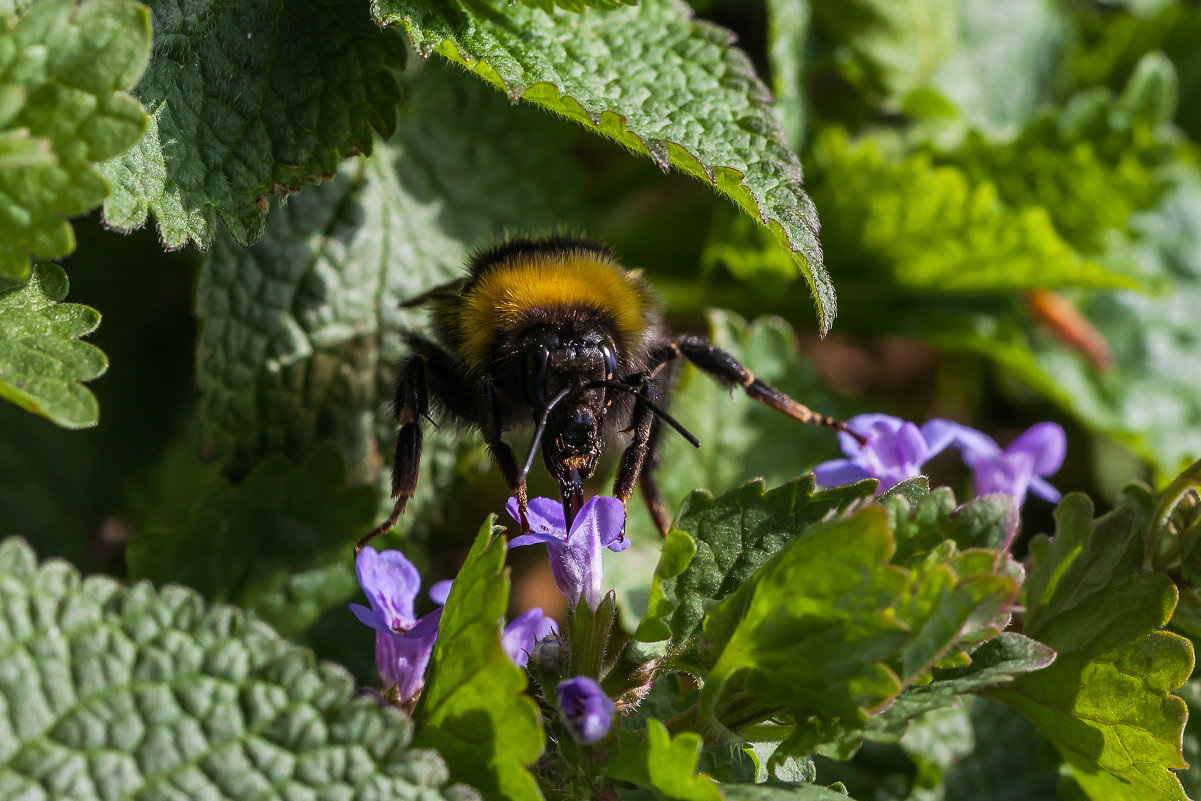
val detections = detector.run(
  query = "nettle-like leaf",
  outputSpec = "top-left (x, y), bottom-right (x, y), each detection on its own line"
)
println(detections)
top-left (0, 0), bottom-right (149, 279)
top-left (0, 538), bottom-right (471, 801)
top-left (806, 129), bottom-right (1135, 294)
top-left (635, 475), bottom-right (876, 644)
top-left (413, 519), bottom-right (544, 801)
top-left (994, 493), bottom-right (1192, 801)
top-left (99, 0), bottom-right (405, 249)
top-left (698, 501), bottom-right (1022, 755)
top-left (514, 0), bottom-right (636, 11)
top-left (372, 0), bottom-right (835, 332)
top-left (125, 445), bottom-right (376, 638)
top-left (196, 60), bottom-right (589, 515)
top-left (0, 263), bottom-right (106, 427)
top-left (610, 312), bottom-right (847, 627)
top-left (935, 52), bottom-right (1181, 255)
top-left (607, 720), bottom-right (722, 801)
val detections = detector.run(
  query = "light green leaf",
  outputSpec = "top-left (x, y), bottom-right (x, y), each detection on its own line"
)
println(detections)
top-left (373, 0), bottom-right (834, 331)
top-left (607, 719), bottom-right (723, 801)
top-left (100, 0), bottom-right (405, 249)
top-left (0, 0), bottom-right (149, 279)
top-left (196, 60), bottom-right (589, 510)
top-left (0, 263), bottom-right (106, 427)
top-left (719, 783), bottom-right (853, 801)
top-left (414, 519), bottom-right (544, 801)
top-left (0, 537), bottom-right (472, 801)
top-left (700, 504), bottom-right (1021, 753)
top-left (125, 445), bottom-right (376, 638)
top-left (634, 475), bottom-right (875, 644)
top-left (806, 129), bottom-right (1136, 294)
top-left (994, 493), bottom-right (1192, 801)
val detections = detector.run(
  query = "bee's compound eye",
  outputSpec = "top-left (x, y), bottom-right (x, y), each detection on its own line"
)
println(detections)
top-left (601, 339), bottom-right (618, 382)
top-left (524, 346), bottom-right (551, 408)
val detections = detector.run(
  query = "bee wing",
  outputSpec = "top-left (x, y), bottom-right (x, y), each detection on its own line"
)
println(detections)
top-left (400, 278), bottom-right (468, 308)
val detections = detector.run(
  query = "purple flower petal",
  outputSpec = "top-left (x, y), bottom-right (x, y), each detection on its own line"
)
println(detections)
top-left (972, 451), bottom-right (1035, 505)
top-left (1007, 422), bottom-right (1066, 477)
top-left (574, 496), bottom-right (627, 552)
top-left (814, 459), bottom-right (873, 487)
top-left (375, 607), bottom-right (442, 703)
top-left (1028, 475), bottom-right (1062, 503)
top-left (557, 676), bottom-right (614, 745)
top-left (919, 419), bottom-right (959, 457)
top-left (949, 425), bottom-right (1002, 465)
top-left (502, 607), bottom-right (558, 669)
top-left (353, 547), bottom-right (421, 633)
top-left (429, 580), bottom-right (453, 606)
top-left (350, 603), bottom-right (387, 632)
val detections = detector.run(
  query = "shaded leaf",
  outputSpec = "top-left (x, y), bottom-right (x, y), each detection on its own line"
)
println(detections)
top-left (0, 537), bottom-right (472, 801)
top-left (0, 0), bottom-right (149, 278)
top-left (373, 0), bottom-right (834, 331)
top-left (0, 263), bottom-right (106, 427)
top-left (101, 0), bottom-right (405, 248)
top-left (607, 719), bottom-right (722, 801)
top-left (125, 445), bottom-right (376, 638)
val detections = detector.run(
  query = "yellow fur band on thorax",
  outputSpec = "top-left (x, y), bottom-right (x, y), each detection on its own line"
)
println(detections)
top-left (452, 253), bottom-right (647, 369)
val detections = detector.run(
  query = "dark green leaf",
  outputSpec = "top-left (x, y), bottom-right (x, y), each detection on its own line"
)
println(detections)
top-left (995, 493), bottom-right (1192, 801)
top-left (514, 0), bottom-right (636, 11)
top-left (0, 0), bottom-right (149, 279)
top-left (0, 537), bottom-right (472, 801)
top-left (100, 0), bottom-right (404, 248)
top-left (0, 263), bottom-right (106, 427)
top-left (766, 0), bottom-right (810, 147)
top-left (125, 444), bottom-right (376, 638)
top-left (414, 519), bottom-right (544, 801)
top-left (941, 697), bottom-right (1061, 801)
top-left (373, 0), bottom-right (834, 331)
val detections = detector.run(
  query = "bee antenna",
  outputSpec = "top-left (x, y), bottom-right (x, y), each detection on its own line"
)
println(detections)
top-left (588, 380), bottom-right (701, 449)
top-left (518, 388), bottom-right (573, 486)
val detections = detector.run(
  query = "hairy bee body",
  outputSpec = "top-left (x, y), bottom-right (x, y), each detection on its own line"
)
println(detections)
top-left (359, 236), bottom-right (847, 549)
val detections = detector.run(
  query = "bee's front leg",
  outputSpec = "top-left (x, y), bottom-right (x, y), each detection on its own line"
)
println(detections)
top-left (479, 375), bottom-right (531, 533)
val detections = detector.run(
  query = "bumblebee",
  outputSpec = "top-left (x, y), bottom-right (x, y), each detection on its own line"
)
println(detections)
top-left (361, 236), bottom-right (850, 548)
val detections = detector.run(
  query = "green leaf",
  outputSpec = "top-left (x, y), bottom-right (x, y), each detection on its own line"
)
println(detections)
top-left (994, 493), bottom-right (1193, 801)
top-left (607, 719), bottom-right (723, 801)
top-left (514, 0), bottom-right (636, 11)
top-left (0, 263), bottom-right (106, 427)
top-left (719, 783), bottom-right (853, 801)
top-left (634, 475), bottom-right (876, 644)
top-left (100, 0), bottom-right (405, 249)
top-left (0, 0), bottom-right (149, 279)
top-left (0, 537), bottom-right (470, 801)
top-left (196, 60), bottom-right (589, 497)
top-left (881, 485), bottom-right (1020, 566)
top-left (806, 129), bottom-right (1136, 294)
top-left (125, 445), bottom-right (376, 638)
top-left (941, 697), bottom-right (1061, 800)
top-left (699, 503), bottom-right (1021, 753)
top-left (766, 0), bottom-right (810, 148)
top-left (611, 311), bottom-right (847, 627)
top-left (414, 519), bottom-right (544, 801)
top-left (373, 0), bottom-right (835, 332)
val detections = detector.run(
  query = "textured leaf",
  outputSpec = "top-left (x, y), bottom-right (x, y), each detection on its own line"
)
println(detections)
top-left (806, 130), bottom-right (1136, 294)
top-left (720, 783), bottom-right (853, 801)
top-left (0, 0), bottom-right (149, 279)
top-left (0, 263), bottom-right (106, 427)
top-left (196, 60), bottom-right (589, 507)
top-left (881, 485), bottom-right (1020, 566)
top-left (514, 0), bottom-right (636, 11)
top-left (607, 720), bottom-right (722, 801)
top-left (125, 445), bottom-right (376, 638)
top-left (414, 519), bottom-right (544, 801)
top-left (610, 312), bottom-right (847, 627)
top-left (634, 475), bottom-right (876, 644)
top-left (994, 493), bottom-right (1192, 801)
top-left (100, 0), bottom-right (405, 249)
top-left (0, 537), bottom-right (471, 801)
top-left (373, 0), bottom-right (835, 331)
top-left (699, 503), bottom-right (1021, 752)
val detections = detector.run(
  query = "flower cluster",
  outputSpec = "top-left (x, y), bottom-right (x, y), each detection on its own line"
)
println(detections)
top-left (815, 413), bottom-right (1066, 504)
top-left (351, 496), bottom-right (624, 743)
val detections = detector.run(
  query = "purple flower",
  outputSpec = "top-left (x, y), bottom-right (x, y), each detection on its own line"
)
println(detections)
top-left (815, 414), bottom-right (957, 492)
top-left (352, 547), bottom-right (448, 703)
top-left (349, 546), bottom-right (421, 633)
top-left (506, 496), bottom-right (627, 610)
top-left (556, 676), bottom-right (615, 744)
top-left (502, 608), bottom-right (559, 669)
top-left (947, 422), bottom-right (1066, 505)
